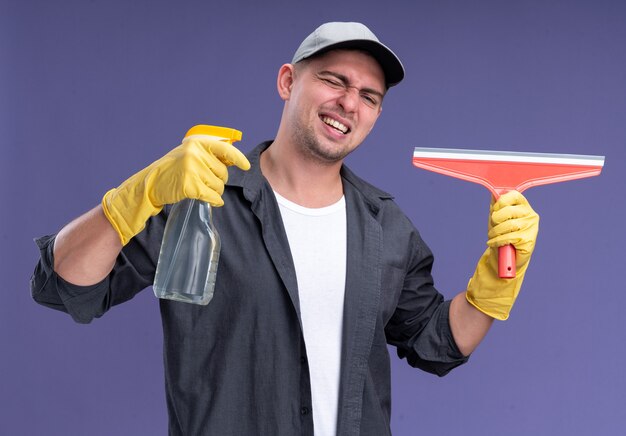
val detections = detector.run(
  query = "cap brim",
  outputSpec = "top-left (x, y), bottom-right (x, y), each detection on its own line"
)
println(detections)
top-left (306, 39), bottom-right (404, 88)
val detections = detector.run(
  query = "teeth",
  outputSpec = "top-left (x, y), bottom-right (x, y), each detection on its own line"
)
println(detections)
top-left (322, 116), bottom-right (348, 134)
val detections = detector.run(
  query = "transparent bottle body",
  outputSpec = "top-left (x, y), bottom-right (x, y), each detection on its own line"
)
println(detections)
top-left (153, 198), bottom-right (220, 305)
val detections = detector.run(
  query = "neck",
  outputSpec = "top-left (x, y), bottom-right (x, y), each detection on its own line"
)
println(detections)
top-left (260, 138), bottom-right (344, 208)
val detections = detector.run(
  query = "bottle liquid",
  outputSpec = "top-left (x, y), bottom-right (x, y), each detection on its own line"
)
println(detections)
top-left (153, 125), bottom-right (243, 305)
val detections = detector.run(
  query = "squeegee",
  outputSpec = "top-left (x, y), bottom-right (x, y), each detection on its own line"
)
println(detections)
top-left (412, 147), bottom-right (605, 278)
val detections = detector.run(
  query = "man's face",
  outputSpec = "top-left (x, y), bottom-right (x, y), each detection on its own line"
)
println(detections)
top-left (283, 49), bottom-right (386, 164)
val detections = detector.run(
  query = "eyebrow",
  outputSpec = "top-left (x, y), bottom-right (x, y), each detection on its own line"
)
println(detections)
top-left (317, 70), bottom-right (386, 99)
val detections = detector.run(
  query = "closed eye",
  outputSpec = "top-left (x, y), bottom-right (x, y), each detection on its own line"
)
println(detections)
top-left (320, 76), bottom-right (346, 90)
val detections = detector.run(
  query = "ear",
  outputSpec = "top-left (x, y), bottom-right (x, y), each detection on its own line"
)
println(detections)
top-left (276, 64), bottom-right (295, 101)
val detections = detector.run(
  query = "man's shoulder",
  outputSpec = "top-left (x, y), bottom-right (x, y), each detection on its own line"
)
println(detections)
top-left (340, 164), bottom-right (393, 202)
top-left (340, 164), bottom-right (419, 231)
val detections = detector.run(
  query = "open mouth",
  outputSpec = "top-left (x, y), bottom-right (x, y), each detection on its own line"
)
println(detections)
top-left (321, 116), bottom-right (350, 134)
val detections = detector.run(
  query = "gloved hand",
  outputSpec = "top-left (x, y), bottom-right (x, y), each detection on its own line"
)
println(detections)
top-left (465, 190), bottom-right (539, 320)
top-left (102, 136), bottom-right (250, 245)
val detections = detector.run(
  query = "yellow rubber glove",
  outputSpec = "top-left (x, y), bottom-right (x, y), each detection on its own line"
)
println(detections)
top-left (102, 136), bottom-right (250, 245)
top-left (466, 190), bottom-right (540, 320)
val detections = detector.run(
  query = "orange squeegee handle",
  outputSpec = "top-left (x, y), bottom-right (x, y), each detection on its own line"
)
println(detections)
top-left (498, 245), bottom-right (516, 278)
top-left (493, 189), bottom-right (517, 279)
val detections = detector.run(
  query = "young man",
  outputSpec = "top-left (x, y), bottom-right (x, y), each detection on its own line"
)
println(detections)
top-left (31, 22), bottom-right (539, 436)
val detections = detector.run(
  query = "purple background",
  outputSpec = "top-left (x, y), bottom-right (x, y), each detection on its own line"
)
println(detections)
top-left (2, 0), bottom-right (625, 435)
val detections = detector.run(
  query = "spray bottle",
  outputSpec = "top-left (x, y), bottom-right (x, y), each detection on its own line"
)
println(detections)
top-left (153, 125), bottom-right (242, 305)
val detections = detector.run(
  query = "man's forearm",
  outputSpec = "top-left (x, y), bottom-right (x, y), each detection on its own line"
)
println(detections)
top-left (449, 291), bottom-right (494, 356)
top-left (53, 205), bottom-right (123, 286)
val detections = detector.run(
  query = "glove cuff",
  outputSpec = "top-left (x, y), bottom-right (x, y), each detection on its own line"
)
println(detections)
top-left (465, 248), bottom-right (532, 321)
top-left (465, 283), bottom-right (510, 321)
top-left (102, 187), bottom-right (161, 246)
top-left (102, 189), bottom-right (133, 246)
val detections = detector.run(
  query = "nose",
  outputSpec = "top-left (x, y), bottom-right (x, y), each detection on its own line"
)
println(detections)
top-left (336, 86), bottom-right (359, 113)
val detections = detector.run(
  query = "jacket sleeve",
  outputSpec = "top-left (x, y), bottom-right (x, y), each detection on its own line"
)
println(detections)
top-left (385, 228), bottom-right (469, 376)
top-left (29, 212), bottom-right (166, 324)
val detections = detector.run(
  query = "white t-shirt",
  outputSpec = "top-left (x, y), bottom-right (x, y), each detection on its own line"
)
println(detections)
top-left (274, 191), bottom-right (347, 436)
